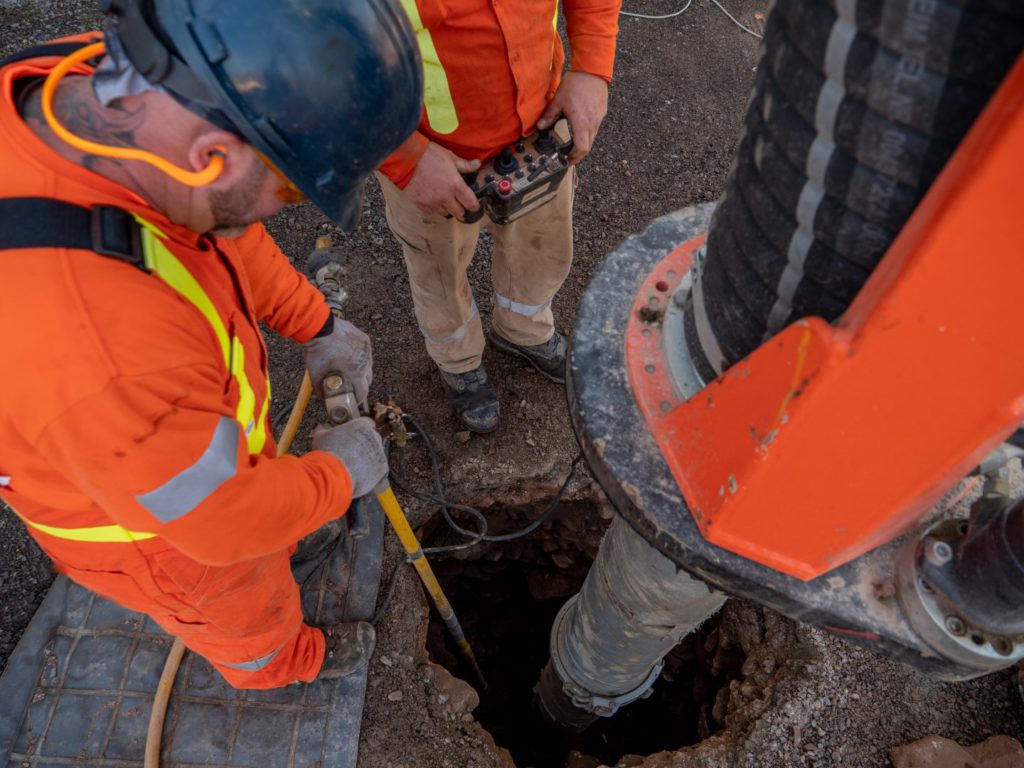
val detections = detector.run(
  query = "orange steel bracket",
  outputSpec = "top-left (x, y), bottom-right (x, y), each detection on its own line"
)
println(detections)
top-left (627, 55), bottom-right (1024, 581)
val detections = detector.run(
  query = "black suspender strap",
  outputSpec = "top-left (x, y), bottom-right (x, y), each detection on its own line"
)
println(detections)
top-left (0, 198), bottom-right (147, 270)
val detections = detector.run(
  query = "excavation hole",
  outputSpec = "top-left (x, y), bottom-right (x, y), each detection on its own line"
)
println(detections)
top-left (423, 502), bottom-right (747, 768)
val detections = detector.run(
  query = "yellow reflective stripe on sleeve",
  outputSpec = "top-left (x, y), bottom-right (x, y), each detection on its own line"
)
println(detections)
top-left (12, 508), bottom-right (156, 543)
top-left (398, 0), bottom-right (459, 134)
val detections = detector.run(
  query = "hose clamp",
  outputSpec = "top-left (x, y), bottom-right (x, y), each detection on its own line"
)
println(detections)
top-left (549, 595), bottom-right (664, 718)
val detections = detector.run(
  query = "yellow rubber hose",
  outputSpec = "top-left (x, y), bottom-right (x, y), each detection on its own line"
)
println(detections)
top-left (143, 637), bottom-right (185, 768)
top-left (277, 372), bottom-right (313, 456)
top-left (375, 484), bottom-right (488, 689)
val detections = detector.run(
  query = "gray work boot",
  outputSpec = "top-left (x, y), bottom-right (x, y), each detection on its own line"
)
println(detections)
top-left (488, 329), bottom-right (568, 384)
top-left (319, 621), bottom-right (376, 679)
top-left (439, 365), bottom-right (500, 433)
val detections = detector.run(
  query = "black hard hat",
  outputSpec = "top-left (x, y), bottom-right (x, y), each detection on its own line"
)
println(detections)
top-left (101, 0), bottom-right (423, 230)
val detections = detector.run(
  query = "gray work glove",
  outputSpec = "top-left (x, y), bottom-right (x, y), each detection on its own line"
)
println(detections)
top-left (303, 317), bottom-right (373, 405)
top-left (312, 418), bottom-right (388, 498)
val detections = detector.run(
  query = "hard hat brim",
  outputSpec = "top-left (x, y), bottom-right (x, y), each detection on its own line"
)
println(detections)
top-left (322, 186), bottom-right (363, 233)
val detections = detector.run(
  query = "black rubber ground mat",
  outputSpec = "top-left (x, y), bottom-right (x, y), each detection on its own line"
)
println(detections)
top-left (0, 495), bottom-right (384, 768)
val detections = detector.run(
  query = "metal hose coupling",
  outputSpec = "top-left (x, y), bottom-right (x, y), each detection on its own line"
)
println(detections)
top-left (535, 515), bottom-right (726, 733)
top-left (536, 594), bottom-right (664, 733)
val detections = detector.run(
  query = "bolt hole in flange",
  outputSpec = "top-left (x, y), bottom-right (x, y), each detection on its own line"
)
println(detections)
top-left (422, 501), bottom-right (748, 768)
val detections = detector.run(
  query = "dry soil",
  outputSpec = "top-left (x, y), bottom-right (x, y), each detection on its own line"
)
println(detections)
top-left (1, 2), bottom-right (1022, 768)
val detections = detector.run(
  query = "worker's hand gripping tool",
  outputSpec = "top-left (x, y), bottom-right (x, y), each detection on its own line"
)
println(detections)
top-left (322, 372), bottom-right (362, 426)
top-left (307, 235), bottom-right (372, 537)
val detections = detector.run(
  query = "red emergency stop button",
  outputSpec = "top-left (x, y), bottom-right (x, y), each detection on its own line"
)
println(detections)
top-left (497, 178), bottom-right (513, 196)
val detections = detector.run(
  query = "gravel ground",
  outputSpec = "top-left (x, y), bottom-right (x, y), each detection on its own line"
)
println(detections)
top-left (2, 2), bottom-right (1022, 768)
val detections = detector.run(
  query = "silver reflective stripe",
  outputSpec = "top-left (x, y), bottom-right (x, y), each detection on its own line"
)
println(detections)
top-left (764, 0), bottom-right (857, 338)
top-left (419, 300), bottom-right (478, 345)
top-left (494, 292), bottom-right (551, 318)
top-left (0, 476), bottom-right (10, 487)
top-left (217, 643), bottom-right (283, 671)
top-left (137, 416), bottom-right (239, 523)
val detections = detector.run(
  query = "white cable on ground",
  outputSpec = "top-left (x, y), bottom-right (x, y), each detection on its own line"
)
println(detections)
top-left (620, 0), bottom-right (692, 20)
top-left (708, 0), bottom-right (763, 38)
top-left (620, 0), bottom-right (764, 40)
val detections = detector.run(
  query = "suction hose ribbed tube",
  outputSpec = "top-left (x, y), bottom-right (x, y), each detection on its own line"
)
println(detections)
top-left (684, 0), bottom-right (1024, 379)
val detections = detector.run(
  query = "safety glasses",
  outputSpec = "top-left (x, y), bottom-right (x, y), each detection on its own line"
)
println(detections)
top-left (254, 150), bottom-right (307, 204)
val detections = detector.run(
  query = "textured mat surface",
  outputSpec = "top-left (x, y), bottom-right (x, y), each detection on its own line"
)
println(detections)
top-left (0, 495), bottom-right (384, 768)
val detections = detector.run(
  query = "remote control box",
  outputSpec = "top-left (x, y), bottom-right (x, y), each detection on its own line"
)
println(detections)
top-left (462, 118), bottom-right (573, 225)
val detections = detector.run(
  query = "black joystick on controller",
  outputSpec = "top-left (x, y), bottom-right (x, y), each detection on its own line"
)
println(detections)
top-left (459, 118), bottom-right (573, 225)
top-left (533, 128), bottom-right (556, 155)
top-left (492, 146), bottom-right (519, 176)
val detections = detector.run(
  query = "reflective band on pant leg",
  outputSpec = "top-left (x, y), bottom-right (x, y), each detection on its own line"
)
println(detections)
top-left (215, 642), bottom-right (285, 672)
top-left (494, 292), bottom-right (551, 318)
top-left (418, 299), bottom-right (479, 345)
top-left (136, 416), bottom-right (239, 523)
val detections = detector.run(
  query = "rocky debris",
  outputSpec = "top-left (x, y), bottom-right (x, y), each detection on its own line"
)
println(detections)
top-left (429, 662), bottom-right (480, 716)
top-left (891, 734), bottom-right (1024, 768)
top-left (565, 751), bottom-right (603, 768)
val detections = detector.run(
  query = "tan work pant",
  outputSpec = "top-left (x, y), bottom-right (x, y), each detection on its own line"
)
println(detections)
top-left (378, 168), bottom-right (576, 373)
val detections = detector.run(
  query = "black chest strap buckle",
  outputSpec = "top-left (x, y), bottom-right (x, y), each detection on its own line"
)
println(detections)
top-left (90, 205), bottom-right (146, 269)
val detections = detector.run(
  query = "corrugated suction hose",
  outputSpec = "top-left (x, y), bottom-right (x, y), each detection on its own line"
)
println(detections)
top-left (685, 0), bottom-right (1024, 379)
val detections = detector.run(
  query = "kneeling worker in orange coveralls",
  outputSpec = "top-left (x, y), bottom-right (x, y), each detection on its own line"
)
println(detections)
top-left (0, 0), bottom-right (422, 688)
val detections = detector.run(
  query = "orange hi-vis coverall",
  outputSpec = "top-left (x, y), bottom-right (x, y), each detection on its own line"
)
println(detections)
top-left (378, 0), bottom-right (621, 188)
top-left (0, 42), bottom-right (353, 689)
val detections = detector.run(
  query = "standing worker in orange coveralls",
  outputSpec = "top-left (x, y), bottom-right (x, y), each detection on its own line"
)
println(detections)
top-left (378, 0), bottom-right (622, 433)
top-left (0, 0), bottom-right (422, 689)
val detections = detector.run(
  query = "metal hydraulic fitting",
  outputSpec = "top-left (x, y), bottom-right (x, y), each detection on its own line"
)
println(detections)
top-left (896, 489), bottom-right (1024, 675)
